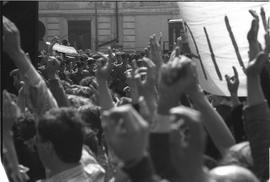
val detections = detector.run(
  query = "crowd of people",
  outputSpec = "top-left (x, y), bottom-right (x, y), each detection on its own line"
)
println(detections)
top-left (2, 7), bottom-right (270, 182)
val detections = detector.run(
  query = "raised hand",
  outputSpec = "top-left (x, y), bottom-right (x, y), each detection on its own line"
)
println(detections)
top-left (125, 60), bottom-right (140, 103)
top-left (102, 105), bottom-right (149, 163)
top-left (96, 47), bottom-right (113, 82)
top-left (3, 16), bottom-right (21, 56)
top-left (246, 9), bottom-right (269, 77)
top-left (136, 57), bottom-right (157, 98)
top-left (46, 56), bottom-right (61, 79)
top-left (168, 37), bottom-right (183, 63)
top-left (157, 55), bottom-right (197, 114)
top-left (169, 106), bottom-right (207, 181)
top-left (149, 34), bottom-right (163, 70)
top-left (134, 58), bottom-right (158, 125)
top-left (225, 66), bottom-right (239, 96)
top-left (247, 10), bottom-right (262, 61)
top-left (160, 55), bottom-right (196, 89)
top-left (246, 52), bottom-right (268, 77)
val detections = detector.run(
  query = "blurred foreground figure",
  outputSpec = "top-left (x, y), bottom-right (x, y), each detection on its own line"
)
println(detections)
top-left (36, 108), bottom-right (105, 182)
top-left (210, 165), bottom-right (259, 182)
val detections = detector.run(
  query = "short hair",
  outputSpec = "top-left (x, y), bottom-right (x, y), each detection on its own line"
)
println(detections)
top-left (13, 112), bottom-right (37, 141)
top-left (78, 104), bottom-right (101, 128)
top-left (79, 104), bottom-right (103, 145)
top-left (37, 107), bottom-right (83, 163)
top-left (83, 127), bottom-right (98, 155)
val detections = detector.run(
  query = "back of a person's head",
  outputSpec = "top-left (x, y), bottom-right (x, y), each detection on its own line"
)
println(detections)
top-left (210, 165), bottom-right (259, 182)
top-left (13, 112), bottom-right (36, 141)
top-left (220, 141), bottom-right (253, 171)
top-left (79, 104), bottom-right (101, 130)
top-left (38, 107), bottom-right (83, 163)
top-left (79, 104), bottom-right (103, 145)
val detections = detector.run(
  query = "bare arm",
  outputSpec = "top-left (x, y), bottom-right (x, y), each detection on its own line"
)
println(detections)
top-left (3, 16), bottom-right (58, 116)
top-left (96, 48), bottom-right (114, 111)
top-left (188, 89), bottom-right (235, 155)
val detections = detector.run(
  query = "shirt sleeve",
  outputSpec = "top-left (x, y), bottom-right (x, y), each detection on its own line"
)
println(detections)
top-left (243, 101), bottom-right (270, 181)
top-left (48, 78), bottom-right (69, 107)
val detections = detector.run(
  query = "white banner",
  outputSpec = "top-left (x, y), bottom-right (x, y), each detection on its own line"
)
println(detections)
top-left (178, 2), bottom-right (270, 96)
top-left (52, 43), bottom-right (78, 56)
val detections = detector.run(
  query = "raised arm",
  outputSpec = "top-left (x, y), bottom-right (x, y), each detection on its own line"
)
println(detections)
top-left (185, 61), bottom-right (235, 156)
top-left (95, 48), bottom-right (114, 111)
top-left (102, 105), bottom-right (163, 182)
top-left (46, 57), bottom-right (70, 107)
top-left (225, 66), bottom-right (241, 107)
top-left (3, 16), bottom-right (58, 116)
top-left (243, 8), bottom-right (270, 181)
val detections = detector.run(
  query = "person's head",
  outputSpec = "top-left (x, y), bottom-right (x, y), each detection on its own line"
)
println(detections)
top-left (123, 86), bottom-right (131, 98)
top-left (78, 104), bottom-right (101, 133)
top-left (61, 39), bottom-right (69, 46)
top-left (59, 61), bottom-right (66, 72)
top-left (36, 108), bottom-right (83, 169)
top-left (76, 61), bottom-right (84, 71)
top-left (210, 165), bottom-right (259, 182)
top-left (13, 112), bottom-right (36, 141)
top-left (83, 127), bottom-right (99, 155)
top-left (220, 142), bottom-right (253, 172)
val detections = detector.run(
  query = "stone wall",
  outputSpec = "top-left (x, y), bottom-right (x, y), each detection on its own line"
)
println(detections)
top-left (39, 2), bottom-right (179, 51)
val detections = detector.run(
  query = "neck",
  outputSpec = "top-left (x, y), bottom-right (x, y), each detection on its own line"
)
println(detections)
top-left (48, 161), bottom-right (80, 178)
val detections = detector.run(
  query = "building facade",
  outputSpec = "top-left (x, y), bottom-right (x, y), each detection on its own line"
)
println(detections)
top-left (39, 2), bottom-right (179, 51)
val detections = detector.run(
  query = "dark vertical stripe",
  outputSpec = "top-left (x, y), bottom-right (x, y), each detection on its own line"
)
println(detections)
top-left (260, 7), bottom-right (267, 32)
top-left (225, 16), bottom-right (246, 73)
top-left (185, 22), bottom-right (208, 80)
top-left (203, 27), bottom-right (223, 81)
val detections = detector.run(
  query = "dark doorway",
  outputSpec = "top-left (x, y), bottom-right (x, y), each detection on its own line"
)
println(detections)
top-left (68, 20), bottom-right (91, 50)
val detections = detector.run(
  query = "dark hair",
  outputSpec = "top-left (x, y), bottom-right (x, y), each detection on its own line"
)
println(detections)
top-left (37, 108), bottom-right (83, 163)
top-left (38, 20), bottom-right (46, 41)
top-left (13, 112), bottom-right (37, 141)
top-left (83, 127), bottom-right (98, 155)
top-left (79, 105), bottom-right (103, 145)
top-left (76, 61), bottom-right (83, 68)
top-left (62, 39), bottom-right (68, 46)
